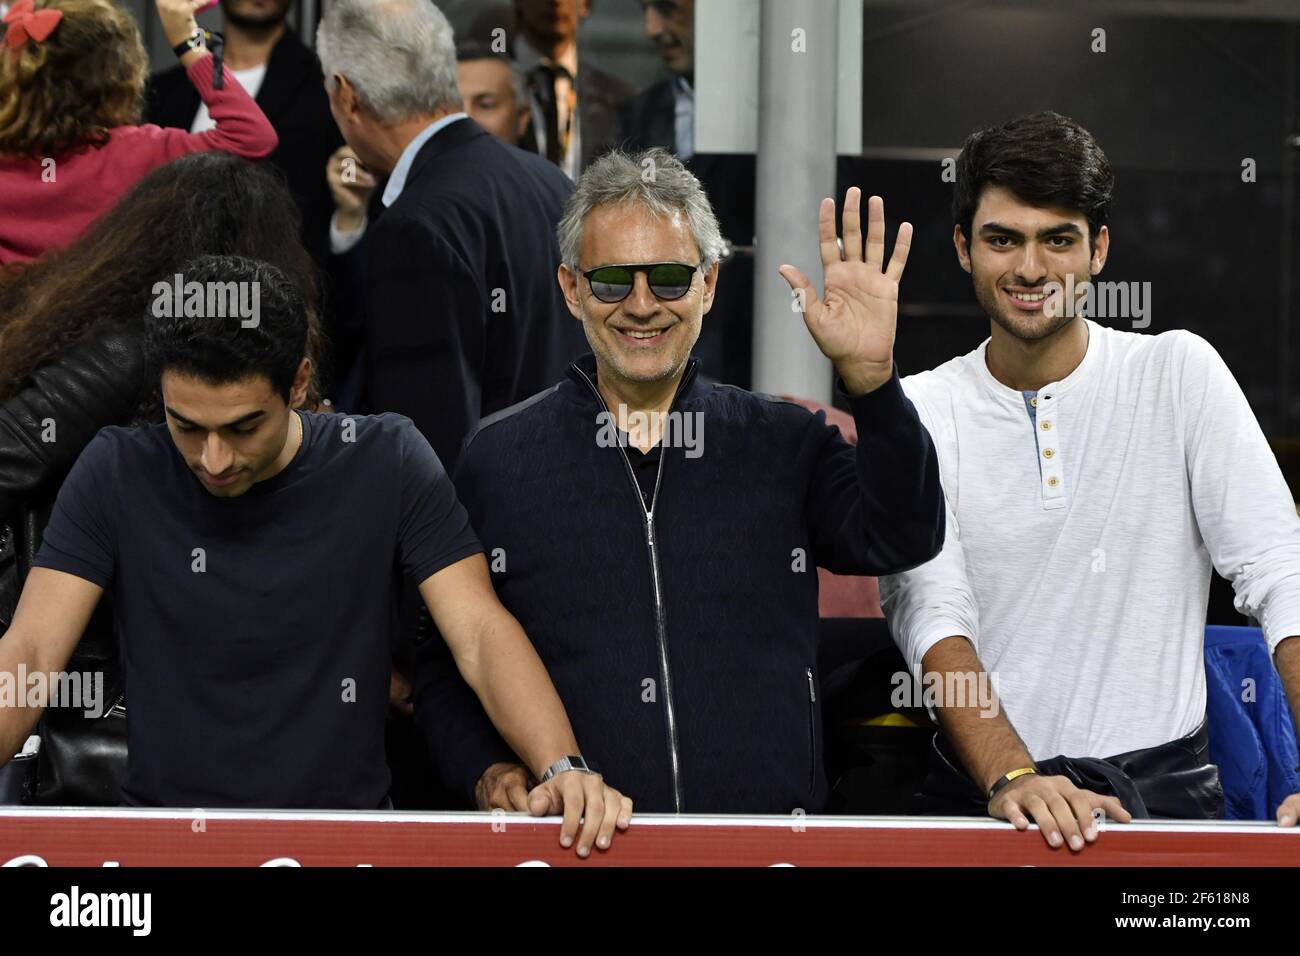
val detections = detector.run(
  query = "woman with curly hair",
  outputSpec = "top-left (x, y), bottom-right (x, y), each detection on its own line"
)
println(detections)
top-left (0, 0), bottom-right (277, 262)
top-left (0, 151), bottom-right (327, 519)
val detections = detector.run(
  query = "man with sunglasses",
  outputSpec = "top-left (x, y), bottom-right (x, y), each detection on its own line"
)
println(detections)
top-left (413, 147), bottom-right (945, 813)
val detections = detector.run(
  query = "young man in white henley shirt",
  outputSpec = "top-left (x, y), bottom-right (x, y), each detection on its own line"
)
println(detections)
top-left (879, 110), bottom-right (1300, 852)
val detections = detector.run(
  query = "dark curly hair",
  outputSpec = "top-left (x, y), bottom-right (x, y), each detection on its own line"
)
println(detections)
top-left (952, 111), bottom-right (1114, 252)
top-left (0, 0), bottom-right (148, 158)
top-left (0, 152), bottom-right (326, 405)
top-left (144, 255), bottom-right (309, 401)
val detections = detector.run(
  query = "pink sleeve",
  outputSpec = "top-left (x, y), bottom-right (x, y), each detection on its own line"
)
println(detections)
top-left (153, 52), bottom-right (279, 161)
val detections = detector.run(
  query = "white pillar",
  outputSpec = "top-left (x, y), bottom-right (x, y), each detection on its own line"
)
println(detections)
top-left (751, 0), bottom-right (839, 401)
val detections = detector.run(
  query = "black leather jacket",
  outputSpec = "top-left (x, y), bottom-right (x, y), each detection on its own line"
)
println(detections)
top-left (0, 323), bottom-right (148, 694)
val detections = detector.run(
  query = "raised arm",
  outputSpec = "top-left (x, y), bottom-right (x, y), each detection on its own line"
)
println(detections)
top-left (782, 188), bottom-right (943, 573)
top-left (150, 0), bottom-right (278, 161)
top-left (778, 189), bottom-right (910, 396)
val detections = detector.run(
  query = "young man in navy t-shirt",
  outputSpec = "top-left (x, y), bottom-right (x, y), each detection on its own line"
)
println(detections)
top-left (0, 255), bottom-right (629, 858)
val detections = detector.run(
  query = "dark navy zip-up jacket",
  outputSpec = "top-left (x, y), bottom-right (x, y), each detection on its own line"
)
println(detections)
top-left (414, 353), bottom-right (945, 814)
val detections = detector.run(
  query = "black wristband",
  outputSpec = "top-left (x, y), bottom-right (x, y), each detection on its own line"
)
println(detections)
top-left (988, 766), bottom-right (1038, 800)
top-left (172, 27), bottom-right (225, 89)
top-left (171, 27), bottom-right (207, 59)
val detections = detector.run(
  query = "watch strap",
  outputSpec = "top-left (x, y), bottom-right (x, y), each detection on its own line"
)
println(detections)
top-left (171, 27), bottom-right (208, 59)
top-left (172, 26), bottom-right (226, 89)
top-left (540, 755), bottom-right (593, 783)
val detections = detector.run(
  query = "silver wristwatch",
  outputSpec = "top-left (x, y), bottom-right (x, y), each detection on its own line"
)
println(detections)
top-left (540, 755), bottom-right (594, 782)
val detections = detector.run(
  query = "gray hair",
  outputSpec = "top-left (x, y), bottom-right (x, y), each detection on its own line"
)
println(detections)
top-left (317, 0), bottom-right (462, 124)
top-left (557, 148), bottom-right (726, 271)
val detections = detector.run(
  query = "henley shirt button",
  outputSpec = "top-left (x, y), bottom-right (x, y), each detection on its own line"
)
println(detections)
top-left (1047, 476), bottom-right (1059, 487)
top-left (1041, 421), bottom-right (1052, 431)
top-left (1030, 397), bottom-right (1038, 407)
top-left (1043, 448), bottom-right (1055, 459)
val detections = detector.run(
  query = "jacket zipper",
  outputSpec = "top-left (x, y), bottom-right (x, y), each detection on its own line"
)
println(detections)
top-left (574, 365), bottom-right (685, 813)
top-left (806, 666), bottom-right (817, 795)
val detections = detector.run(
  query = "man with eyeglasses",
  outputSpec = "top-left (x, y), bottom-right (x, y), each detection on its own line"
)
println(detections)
top-left (413, 147), bottom-right (946, 813)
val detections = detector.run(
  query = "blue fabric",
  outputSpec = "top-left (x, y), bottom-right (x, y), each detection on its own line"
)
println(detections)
top-left (1021, 391), bottom-right (1040, 476)
top-left (1204, 625), bottom-right (1300, 819)
top-left (1021, 390), bottom-right (1038, 424)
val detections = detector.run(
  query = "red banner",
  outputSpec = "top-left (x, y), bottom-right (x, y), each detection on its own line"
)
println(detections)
top-left (2, 810), bottom-right (1298, 866)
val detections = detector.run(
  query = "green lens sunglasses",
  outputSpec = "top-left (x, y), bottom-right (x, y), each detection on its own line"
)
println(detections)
top-left (582, 261), bottom-right (702, 303)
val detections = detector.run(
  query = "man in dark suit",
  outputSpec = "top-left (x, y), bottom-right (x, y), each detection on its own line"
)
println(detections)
top-left (146, 0), bottom-right (343, 272)
top-left (455, 42), bottom-right (532, 148)
top-left (462, 0), bottom-right (634, 178)
top-left (618, 0), bottom-right (756, 388)
top-left (316, 0), bottom-right (586, 810)
top-left (316, 0), bottom-right (584, 476)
